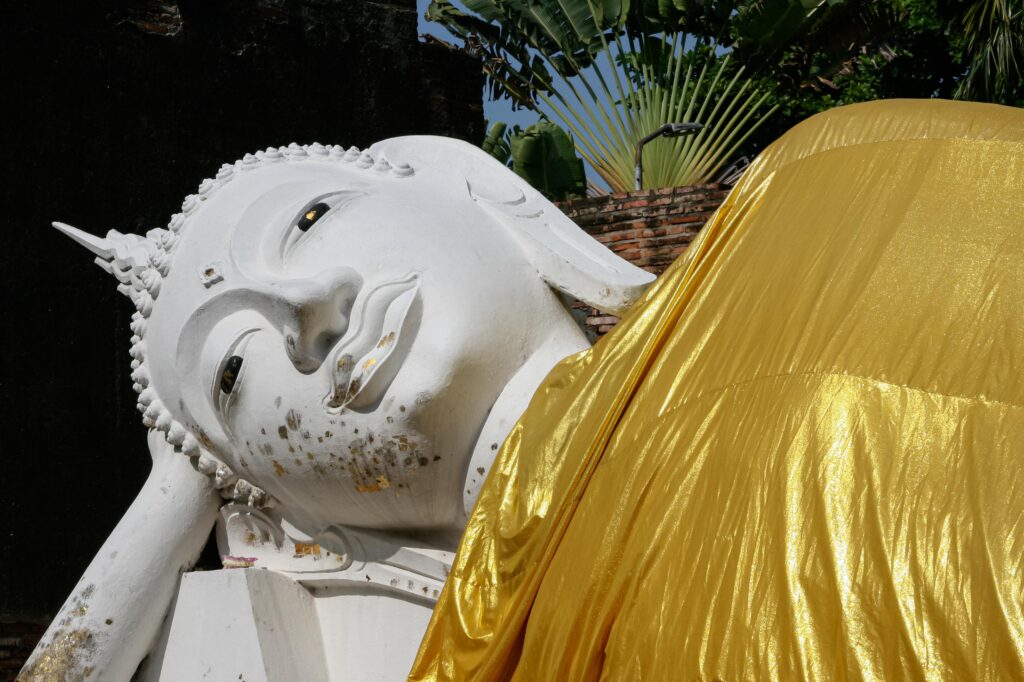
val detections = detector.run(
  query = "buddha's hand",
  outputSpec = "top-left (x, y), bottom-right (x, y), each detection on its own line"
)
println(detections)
top-left (20, 430), bottom-right (221, 682)
top-left (148, 424), bottom-right (178, 464)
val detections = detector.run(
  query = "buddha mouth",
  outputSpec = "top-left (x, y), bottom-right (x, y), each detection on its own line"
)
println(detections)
top-left (324, 272), bottom-right (421, 412)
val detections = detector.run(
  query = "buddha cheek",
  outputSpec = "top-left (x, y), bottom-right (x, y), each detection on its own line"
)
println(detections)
top-left (221, 367), bottom-right (332, 474)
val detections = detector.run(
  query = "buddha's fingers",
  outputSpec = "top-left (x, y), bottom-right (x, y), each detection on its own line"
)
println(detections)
top-left (19, 437), bottom-right (220, 682)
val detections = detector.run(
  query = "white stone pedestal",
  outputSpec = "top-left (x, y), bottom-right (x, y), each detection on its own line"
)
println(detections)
top-left (142, 569), bottom-right (435, 681)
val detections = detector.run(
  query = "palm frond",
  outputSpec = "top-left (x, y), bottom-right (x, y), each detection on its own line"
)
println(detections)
top-left (534, 35), bottom-right (776, 191)
top-left (427, 0), bottom-right (777, 191)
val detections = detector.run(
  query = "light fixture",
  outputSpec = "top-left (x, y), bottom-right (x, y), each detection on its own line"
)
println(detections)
top-left (634, 122), bottom-right (705, 191)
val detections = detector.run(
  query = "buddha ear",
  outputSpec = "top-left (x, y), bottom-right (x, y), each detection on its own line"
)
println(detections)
top-left (368, 136), bottom-right (655, 315)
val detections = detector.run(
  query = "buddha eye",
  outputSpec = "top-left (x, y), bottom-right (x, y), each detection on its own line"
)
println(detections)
top-left (297, 202), bottom-right (331, 232)
top-left (283, 191), bottom-right (367, 261)
top-left (211, 330), bottom-right (257, 412)
top-left (220, 355), bottom-right (244, 394)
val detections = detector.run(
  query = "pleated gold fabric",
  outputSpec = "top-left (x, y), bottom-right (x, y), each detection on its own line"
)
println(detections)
top-left (410, 99), bottom-right (1024, 681)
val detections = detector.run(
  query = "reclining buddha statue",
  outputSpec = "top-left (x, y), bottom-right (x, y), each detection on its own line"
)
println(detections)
top-left (24, 99), bottom-right (1024, 682)
top-left (20, 137), bottom-right (653, 680)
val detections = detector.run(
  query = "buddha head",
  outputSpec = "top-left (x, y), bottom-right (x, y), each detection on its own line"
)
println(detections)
top-left (56, 137), bottom-right (653, 536)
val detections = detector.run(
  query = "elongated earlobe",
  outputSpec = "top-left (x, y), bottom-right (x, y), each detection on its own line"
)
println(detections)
top-left (469, 187), bottom-right (655, 315)
top-left (368, 136), bottom-right (655, 315)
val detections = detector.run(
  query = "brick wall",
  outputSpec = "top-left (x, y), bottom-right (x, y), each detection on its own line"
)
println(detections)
top-left (0, 623), bottom-right (46, 681)
top-left (557, 184), bottom-right (730, 337)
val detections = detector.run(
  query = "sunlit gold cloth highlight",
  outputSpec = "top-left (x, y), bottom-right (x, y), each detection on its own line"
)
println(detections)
top-left (410, 99), bottom-right (1024, 681)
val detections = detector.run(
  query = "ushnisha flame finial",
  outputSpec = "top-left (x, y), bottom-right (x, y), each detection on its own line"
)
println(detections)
top-left (53, 221), bottom-right (162, 304)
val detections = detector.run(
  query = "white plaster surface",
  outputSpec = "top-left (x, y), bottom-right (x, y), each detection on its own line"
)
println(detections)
top-left (25, 136), bottom-right (655, 681)
top-left (313, 585), bottom-right (436, 682)
top-left (145, 569), bottom-right (328, 682)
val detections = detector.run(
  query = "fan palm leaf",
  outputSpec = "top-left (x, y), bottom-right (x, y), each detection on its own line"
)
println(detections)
top-left (429, 0), bottom-right (777, 191)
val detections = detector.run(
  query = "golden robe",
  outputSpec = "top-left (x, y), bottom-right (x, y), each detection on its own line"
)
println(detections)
top-left (411, 99), bottom-right (1024, 681)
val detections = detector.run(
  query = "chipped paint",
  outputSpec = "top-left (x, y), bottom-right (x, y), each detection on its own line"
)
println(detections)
top-left (197, 429), bottom-right (214, 450)
top-left (18, 627), bottom-right (96, 680)
top-left (356, 474), bottom-right (391, 493)
top-left (293, 543), bottom-right (322, 558)
top-left (223, 556), bottom-right (258, 569)
top-left (20, 584), bottom-right (99, 679)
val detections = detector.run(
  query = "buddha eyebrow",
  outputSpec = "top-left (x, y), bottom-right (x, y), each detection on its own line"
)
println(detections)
top-left (280, 190), bottom-right (368, 260)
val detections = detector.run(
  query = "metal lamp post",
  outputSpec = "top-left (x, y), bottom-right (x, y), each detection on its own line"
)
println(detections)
top-left (634, 122), bottom-right (705, 191)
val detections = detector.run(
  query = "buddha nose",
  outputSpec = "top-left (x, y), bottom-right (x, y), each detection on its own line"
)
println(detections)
top-left (273, 267), bottom-right (363, 373)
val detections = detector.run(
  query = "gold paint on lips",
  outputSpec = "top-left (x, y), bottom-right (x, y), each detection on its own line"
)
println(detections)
top-left (410, 101), bottom-right (1024, 681)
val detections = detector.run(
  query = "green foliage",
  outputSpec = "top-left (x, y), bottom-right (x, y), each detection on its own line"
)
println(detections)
top-left (429, 0), bottom-right (778, 191)
top-left (433, 0), bottom-right (1022, 190)
top-left (719, 0), bottom-right (1022, 150)
top-left (736, 1), bottom-right (957, 149)
top-left (543, 37), bottom-right (775, 190)
top-left (510, 121), bottom-right (588, 200)
top-left (950, 0), bottom-right (1024, 103)
top-left (424, 0), bottom-right (627, 107)
top-left (482, 120), bottom-right (512, 163)
top-left (483, 120), bottom-right (587, 200)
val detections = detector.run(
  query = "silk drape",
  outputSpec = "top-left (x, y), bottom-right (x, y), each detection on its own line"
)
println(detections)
top-left (411, 99), bottom-right (1024, 681)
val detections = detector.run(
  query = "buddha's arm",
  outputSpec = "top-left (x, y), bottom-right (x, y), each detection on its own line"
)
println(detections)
top-left (19, 431), bottom-right (221, 681)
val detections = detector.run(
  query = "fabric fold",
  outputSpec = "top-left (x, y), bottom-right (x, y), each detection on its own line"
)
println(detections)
top-left (410, 99), bottom-right (1024, 681)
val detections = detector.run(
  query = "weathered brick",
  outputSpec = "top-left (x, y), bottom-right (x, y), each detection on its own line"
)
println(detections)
top-left (555, 183), bottom-right (728, 337)
top-left (666, 214), bottom-right (704, 225)
top-left (612, 247), bottom-right (641, 260)
top-left (604, 230), bottom-right (637, 243)
top-left (620, 199), bottom-right (651, 209)
top-left (0, 622), bottom-right (46, 681)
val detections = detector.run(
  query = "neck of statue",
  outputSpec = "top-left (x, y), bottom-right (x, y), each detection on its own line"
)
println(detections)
top-left (456, 316), bottom-right (591, 537)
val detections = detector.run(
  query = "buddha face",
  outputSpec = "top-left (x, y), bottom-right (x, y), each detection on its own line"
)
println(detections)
top-left (57, 137), bottom-right (652, 536)
top-left (141, 148), bottom-right (558, 534)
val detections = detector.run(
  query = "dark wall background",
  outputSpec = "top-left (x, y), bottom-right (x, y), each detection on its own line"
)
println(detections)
top-left (0, 0), bottom-right (482, 627)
